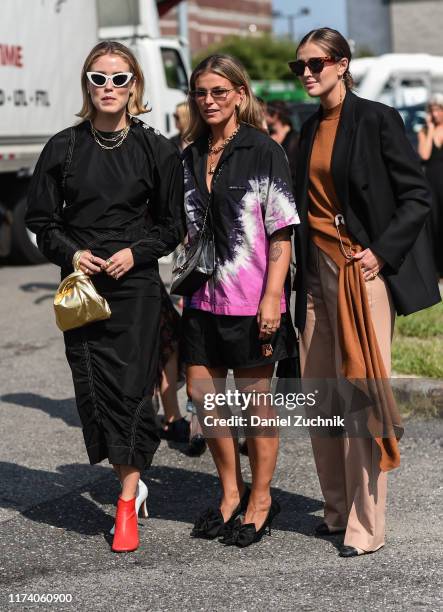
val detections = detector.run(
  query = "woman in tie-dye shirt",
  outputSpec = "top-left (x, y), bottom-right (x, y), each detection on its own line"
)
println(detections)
top-left (181, 55), bottom-right (300, 548)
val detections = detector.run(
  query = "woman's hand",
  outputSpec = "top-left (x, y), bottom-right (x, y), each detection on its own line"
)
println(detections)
top-left (102, 248), bottom-right (134, 280)
top-left (77, 250), bottom-right (107, 275)
top-left (257, 293), bottom-right (281, 340)
top-left (425, 113), bottom-right (435, 131)
top-left (353, 248), bottom-right (385, 281)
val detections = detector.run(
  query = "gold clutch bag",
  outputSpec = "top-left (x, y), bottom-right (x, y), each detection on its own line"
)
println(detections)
top-left (54, 252), bottom-right (111, 332)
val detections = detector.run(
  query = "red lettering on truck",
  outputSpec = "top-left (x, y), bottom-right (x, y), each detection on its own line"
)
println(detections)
top-left (0, 44), bottom-right (23, 67)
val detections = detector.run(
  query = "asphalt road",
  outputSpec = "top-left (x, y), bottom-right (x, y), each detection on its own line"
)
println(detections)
top-left (0, 263), bottom-right (442, 612)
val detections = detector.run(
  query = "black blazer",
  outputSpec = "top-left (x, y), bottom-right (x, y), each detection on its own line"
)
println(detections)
top-left (293, 91), bottom-right (441, 332)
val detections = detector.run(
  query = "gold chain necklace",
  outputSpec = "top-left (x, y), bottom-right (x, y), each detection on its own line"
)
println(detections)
top-left (208, 125), bottom-right (240, 174)
top-left (90, 120), bottom-right (131, 150)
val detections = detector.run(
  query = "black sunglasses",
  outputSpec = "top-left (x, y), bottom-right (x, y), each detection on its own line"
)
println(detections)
top-left (288, 56), bottom-right (339, 77)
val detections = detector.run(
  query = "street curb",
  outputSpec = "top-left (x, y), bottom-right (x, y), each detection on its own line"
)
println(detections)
top-left (392, 377), bottom-right (443, 419)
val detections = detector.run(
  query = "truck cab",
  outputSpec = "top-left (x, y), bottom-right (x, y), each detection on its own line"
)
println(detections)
top-left (0, 0), bottom-right (189, 264)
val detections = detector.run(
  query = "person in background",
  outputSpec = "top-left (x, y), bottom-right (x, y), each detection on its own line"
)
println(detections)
top-left (256, 96), bottom-right (269, 132)
top-left (417, 93), bottom-right (443, 276)
top-left (156, 281), bottom-right (207, 456)
top-left (170, 101), bottom-right (191, 152)
top-left (265, 100), bottom-right (299, 186)
top-left (156, 280), bottom-right (189, 441)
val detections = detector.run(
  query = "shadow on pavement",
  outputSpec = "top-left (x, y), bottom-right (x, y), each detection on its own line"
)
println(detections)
top-left (20, 282), bottom-right (58, 304)
top-left (2, 393), bottom-right (80, 427)
top-left (0, 462), bottom-right (324, 540)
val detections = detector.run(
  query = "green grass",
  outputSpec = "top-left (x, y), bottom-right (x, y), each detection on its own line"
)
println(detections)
top-left (392, 301), bottom-right (443, 378)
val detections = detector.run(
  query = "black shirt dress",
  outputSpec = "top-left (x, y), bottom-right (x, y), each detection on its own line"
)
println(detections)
top-left (181, 123), bottom-right (300, 369)
top-left (26, 118), bottom-right (184, 471)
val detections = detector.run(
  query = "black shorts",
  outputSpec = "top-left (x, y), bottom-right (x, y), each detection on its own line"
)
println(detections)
top-left (181, 307), bottom-right (298, 369)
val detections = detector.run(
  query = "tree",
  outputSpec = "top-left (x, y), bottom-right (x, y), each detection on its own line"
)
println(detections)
top-left (192, 35), bottom-right (298, 81)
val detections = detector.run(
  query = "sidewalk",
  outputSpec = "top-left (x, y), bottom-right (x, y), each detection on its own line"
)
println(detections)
top-left (0, 263), bottom-right (441, 611)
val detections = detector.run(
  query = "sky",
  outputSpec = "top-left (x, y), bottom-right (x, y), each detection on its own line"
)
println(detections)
top-left (272, 0), bottom-right (348, 41)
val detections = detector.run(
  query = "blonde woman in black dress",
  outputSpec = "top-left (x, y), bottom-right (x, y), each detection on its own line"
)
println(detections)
top-left (26, 41), bottom-right (184, 553)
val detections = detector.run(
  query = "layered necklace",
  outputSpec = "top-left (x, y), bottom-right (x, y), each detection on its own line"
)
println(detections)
top-left (207, 124), bottom-right (240, 174)
top-left (90, 118), bottom-right (131, 150)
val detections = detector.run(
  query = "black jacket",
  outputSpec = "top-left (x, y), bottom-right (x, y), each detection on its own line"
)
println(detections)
top-left (293, 91), bottom-right (440, 332)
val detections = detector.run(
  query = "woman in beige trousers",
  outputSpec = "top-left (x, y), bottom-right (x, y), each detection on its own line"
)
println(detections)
top-left (290, 28), bottom-right (440, 557)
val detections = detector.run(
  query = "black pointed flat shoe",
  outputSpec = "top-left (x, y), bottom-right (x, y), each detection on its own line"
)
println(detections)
top-left (315, 522), bottom-right (346, 536)
top-left (191, 486), bottom-right (250, 540)
top-left (220, 498), bottom-right (281, 548)
top-left (339, 544), bottom-right (384, 557)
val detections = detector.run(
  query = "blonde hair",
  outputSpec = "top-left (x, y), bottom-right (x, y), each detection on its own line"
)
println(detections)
top-left (428, 93), bottom-right (443, 110)
top-left (77, 41), bottom-right (150, 120)
top-left (185, 54), bottom-right (265, 142)
top-left (175, 101), bottom-right (191, 136)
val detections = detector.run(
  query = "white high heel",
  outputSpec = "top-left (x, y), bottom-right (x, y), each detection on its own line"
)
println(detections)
top-left (110, 478), bottom-right (148, 535)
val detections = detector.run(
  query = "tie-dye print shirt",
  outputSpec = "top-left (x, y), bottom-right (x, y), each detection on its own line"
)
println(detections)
top-left (182, 124), bottom-right (300, 316)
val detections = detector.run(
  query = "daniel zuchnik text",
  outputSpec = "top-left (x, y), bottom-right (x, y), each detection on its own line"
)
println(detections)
top-left (203, 415), bottom-right (345, 428)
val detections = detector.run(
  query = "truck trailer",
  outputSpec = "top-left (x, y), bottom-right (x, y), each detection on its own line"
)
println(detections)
top-left (0, 0), bottom-right (189, 264)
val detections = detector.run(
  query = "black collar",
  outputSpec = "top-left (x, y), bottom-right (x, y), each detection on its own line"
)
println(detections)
top-left (185, 122), bottom-right (257, 193)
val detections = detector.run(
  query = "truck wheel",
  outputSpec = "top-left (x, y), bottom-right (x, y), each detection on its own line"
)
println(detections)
top-left (10, 196), bottom-right (46, 264)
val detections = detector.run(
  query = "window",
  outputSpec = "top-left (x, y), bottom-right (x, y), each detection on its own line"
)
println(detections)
top-left (161, 48), bottom-right (188, 91)
top-left (97, 0), bottom-right (139, 27)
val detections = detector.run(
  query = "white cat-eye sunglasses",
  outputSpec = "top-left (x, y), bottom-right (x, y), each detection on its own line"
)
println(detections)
top-left (86, 72), bottom-right (134, 88)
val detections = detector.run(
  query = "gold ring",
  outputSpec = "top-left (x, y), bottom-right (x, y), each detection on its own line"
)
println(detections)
top-left (371, 271), bottom-right (378, 280)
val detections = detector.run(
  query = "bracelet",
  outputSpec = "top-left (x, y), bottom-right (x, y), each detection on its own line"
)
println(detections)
top-left (72, 250), bottom-right (87, 271)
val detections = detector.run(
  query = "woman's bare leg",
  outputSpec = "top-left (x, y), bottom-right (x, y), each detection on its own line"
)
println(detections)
top-left (234, 364), bottom-right (278, 529)
top-left (160, 350), bottom-right (182, 423)
top-left (187, 364), bottom-right (246, 521)
top-left (115, 465), bottom-right (140, 501)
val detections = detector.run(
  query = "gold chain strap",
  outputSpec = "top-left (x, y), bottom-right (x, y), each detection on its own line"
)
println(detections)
top-left (334, 214), bottom-right (354, 260)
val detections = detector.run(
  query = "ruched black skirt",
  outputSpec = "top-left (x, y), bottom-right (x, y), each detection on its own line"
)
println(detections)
top-left (63, 278), bottom-right (161, 472)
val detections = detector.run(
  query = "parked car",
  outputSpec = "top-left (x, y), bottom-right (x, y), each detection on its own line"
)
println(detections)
top-left (395, 103), bottom-right (426, 150)
top-left (286, 102), bottom-right (318, 133)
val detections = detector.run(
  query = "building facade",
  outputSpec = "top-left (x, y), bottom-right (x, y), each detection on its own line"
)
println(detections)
top-left (390, 0), bottom-right (443, 55)
top-left (346, 0), bottom-right (392, 55)
top-left (346, 0), bottom-right (443, 56)
top-left (159, 0), bottom-right (273, 54)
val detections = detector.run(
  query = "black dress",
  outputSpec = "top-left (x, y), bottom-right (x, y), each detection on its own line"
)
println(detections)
top-left (26, 119), bottom-right (184, 471)
top-left (423, 142), bottom-right (443, 275)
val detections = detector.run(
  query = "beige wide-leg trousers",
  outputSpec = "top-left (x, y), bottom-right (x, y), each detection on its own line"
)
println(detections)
top-left (300, 241), bottom-right (395, 551)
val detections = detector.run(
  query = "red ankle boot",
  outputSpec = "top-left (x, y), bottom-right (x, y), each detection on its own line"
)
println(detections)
top-left (112, 496), bottom-right (139, 553)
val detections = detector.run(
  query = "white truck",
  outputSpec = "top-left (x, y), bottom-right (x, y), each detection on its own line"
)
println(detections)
top-left (352, 54), bottom-right (443, 107)
top-left (0, 0), bottom-right (189, 264)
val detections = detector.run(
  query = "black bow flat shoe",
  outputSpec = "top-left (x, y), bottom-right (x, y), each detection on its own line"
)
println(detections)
top-left (220, 498), bottom-right (281, 547)
top-left (191, 486), bottom-right (250, 540)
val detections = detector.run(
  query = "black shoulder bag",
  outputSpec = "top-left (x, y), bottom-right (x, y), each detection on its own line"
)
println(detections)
top-left (170, 164), bottom-right (224, 296)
